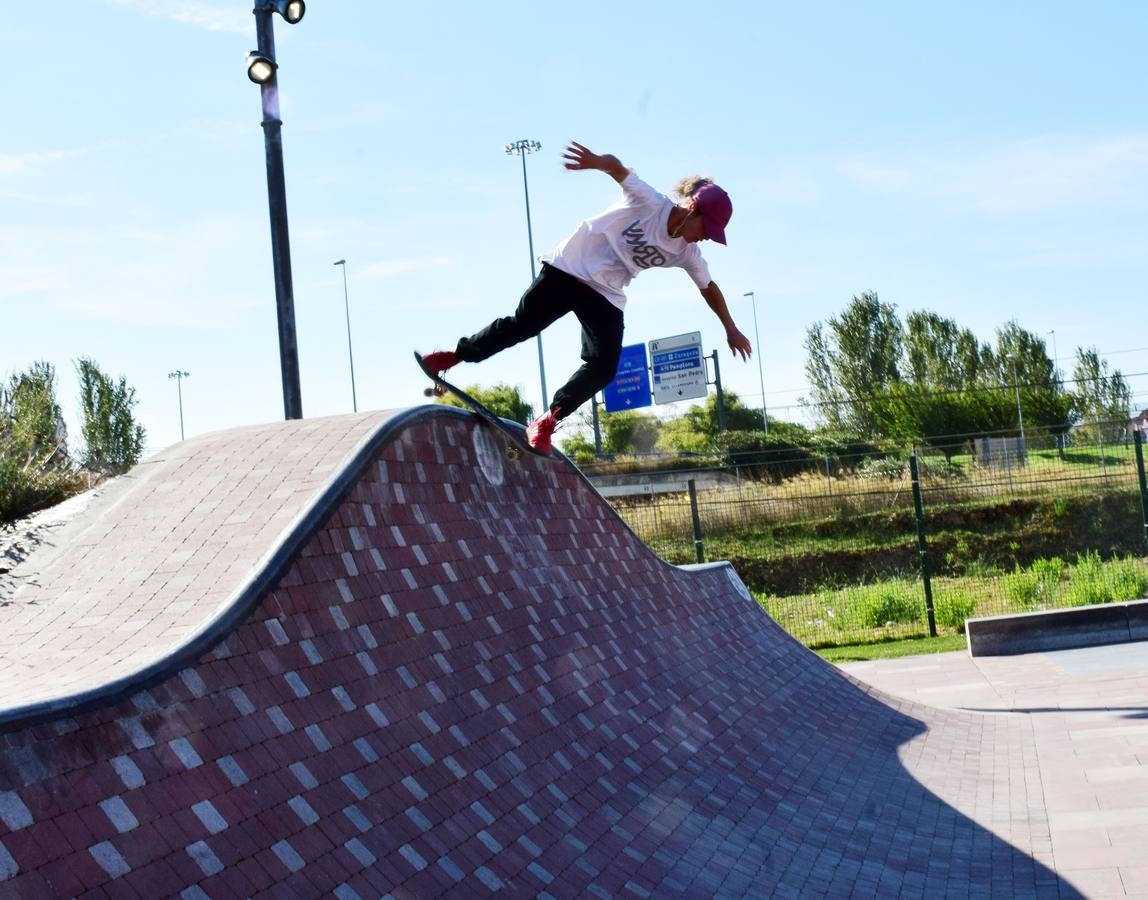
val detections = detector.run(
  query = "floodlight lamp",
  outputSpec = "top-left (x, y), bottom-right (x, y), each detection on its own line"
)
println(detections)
top-left (505, 139), bottom-right (541, 156)
top-left (246, 51), bottom-right (277, 84)
top-left (278, 0), bottom-right (305, 22)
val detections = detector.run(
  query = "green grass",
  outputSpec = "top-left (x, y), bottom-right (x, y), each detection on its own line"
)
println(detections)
top-left (605, 451), bottom-right (1148, 650)
top-left (753, 553), bottom-right (1148, 649)
top-left (815, 634), bottom-right (967, 662)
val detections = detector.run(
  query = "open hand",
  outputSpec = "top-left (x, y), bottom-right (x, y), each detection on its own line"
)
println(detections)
top-left (562, 141), bottom-right (598, 171)
top-left (728, 329), bottom-right (752, 361)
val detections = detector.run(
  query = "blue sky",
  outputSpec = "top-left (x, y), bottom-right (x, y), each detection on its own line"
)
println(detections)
top-left (4, 1), bottom-right (1146, 452)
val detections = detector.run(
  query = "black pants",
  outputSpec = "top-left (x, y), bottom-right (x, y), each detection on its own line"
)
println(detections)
top-left (456, 263), bottom-right (624, 420)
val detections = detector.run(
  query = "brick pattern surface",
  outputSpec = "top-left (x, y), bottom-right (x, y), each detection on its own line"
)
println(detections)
top-left (0, 411), bottom-right (390, 714)
top-left (0, 409), bottom-right (1078, 897)
top-left (844, 645), bottom-right (1148, 897)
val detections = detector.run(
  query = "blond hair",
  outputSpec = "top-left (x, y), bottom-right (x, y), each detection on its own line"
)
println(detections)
top-left (672, 175), bottom-right (714, 201)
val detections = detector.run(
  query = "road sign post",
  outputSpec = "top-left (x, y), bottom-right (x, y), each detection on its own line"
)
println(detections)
top-left (650, 332), bottom-right (707, 405)
top-left (603, 344), bottom-right (653, 413)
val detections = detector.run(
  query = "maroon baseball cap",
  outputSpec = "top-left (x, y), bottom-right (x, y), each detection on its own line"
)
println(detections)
top-left (693, 183), bottom-right (732, 245)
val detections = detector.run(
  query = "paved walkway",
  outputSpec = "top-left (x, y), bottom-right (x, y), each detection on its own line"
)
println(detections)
top-left (842, 644), bottom-right (1148, 897)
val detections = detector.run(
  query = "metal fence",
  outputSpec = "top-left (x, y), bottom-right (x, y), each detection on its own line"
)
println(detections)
top-left (590, 425), bottom-right (1148, 648)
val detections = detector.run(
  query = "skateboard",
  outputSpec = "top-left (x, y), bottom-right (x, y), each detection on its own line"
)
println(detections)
top-left (414, 351), bottom-right (543, 460)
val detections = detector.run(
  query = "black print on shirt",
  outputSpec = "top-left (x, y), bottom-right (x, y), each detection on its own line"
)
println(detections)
top-left (622, 220), bottom-right (666, 269)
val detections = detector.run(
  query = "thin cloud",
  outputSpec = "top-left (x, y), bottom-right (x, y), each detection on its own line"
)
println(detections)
top-left (0, 215), bottom-right (265, 328)
top-left (838, 133), bottom-right (1148, 214)
top-left (361, 258), bottom-right (456, 279)
top-left (99, 0), bottom-right (250, 35)
top-left (0, 149), bottom-right (85, 177)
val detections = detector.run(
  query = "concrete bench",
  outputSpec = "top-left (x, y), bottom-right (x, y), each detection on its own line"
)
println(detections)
top-left (966, 598), bottom-right (1148, 656)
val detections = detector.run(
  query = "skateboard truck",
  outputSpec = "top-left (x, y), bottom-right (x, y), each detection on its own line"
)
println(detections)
top-left (414, 351), bottom-right (543, 461)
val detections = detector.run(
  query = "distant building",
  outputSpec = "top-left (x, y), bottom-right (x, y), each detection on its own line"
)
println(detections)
top-left (1130, 409), bottom-right (1148, 441)
top-left (974, 435), bottom-right (1027, 469)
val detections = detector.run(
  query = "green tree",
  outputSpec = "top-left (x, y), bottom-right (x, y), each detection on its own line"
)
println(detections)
top-left (804, 292), bottom-right (902, 434)
top-left (903, 311), bottom-right (982, 389)
top-left (977, 322), bottom-right (1070, 437)
top-left (76, 358), bottom-right (146, 473)
top-left (0, 362), bottom-right (74, 521)
top-left (1071, 347), bottom-right (1132, 442)
top-left (434, 383), bottom-right (533, 424)
top-left (870, 383), bottom-right (978, 458)
top-left (803, 322), bottom-right (847, 430)
top-left (6, 362), bottom-right (66, 454)
top-left (557, 431), bottom-right (597, 464)
top-left (659, 390), bottom-right (764, 451)
top-left (980, 322), bottom-right (1056, 391)
top-left (600, 410), bottom-right (661, 454)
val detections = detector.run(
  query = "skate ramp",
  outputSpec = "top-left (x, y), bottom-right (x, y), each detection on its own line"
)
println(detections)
top-left (0, 408), bottom-right (1076, 897)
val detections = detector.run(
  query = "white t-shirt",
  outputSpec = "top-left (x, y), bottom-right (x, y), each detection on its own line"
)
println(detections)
top-left (540, 171), bottom-right (713, 310)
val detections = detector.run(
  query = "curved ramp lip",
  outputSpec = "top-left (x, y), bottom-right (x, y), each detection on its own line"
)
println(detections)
top-left (0, 404), bottom-right (741, 730)
top-left (0, 407), bottom-right (438, 729)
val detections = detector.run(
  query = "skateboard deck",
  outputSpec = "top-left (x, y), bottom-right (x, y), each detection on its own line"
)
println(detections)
top-left (414, 352), bottom-right (544, 460)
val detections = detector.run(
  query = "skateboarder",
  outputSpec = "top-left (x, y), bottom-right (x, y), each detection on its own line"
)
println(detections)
top-left (420, 140), bottom-right (753, 455)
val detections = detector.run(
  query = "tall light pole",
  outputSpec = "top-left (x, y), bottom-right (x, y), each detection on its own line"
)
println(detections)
top-left (246, 0), bottom-right (306, 420)
top-left (743, 291), bottom-right (768, 433)
top-left (333, 259), bottom-right (358, 412)
top-left (505, 139), bottom-right (547, 412)
top-left (1049, 328), bottom-right (1062, 453)
top-left (168, 370), bottom-right (190, 441)
top-left (1011, 359), bottom-right (1027, 447)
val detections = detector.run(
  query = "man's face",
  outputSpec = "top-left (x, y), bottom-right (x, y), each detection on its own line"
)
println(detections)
top-left (680, 209), bottom-right (710, 243)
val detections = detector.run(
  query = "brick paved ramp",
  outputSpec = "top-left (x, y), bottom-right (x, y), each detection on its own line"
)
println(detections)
top-left (0, 408), bottom-right (1079, 897)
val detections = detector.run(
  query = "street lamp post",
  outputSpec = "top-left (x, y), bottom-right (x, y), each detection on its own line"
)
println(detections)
top-left (743, 291), bottom-right (768, 433)
top-left (247, 0), bottom-right (306, 420)
top-left (505, 138), bottom-right (547, 412)
top-left (1049, 328), bottom-right (1063, 454)
top-left (1011, 359), bottom-right (1027, 447)
top-left (333, 259), bottom-right (358, 412)
top-left (168, 370), bottom-right (190, 441)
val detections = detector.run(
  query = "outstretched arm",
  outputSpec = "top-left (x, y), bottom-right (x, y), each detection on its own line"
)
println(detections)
top-left (562, 141), bottom-right (629, 183)
top-left (700, 282), bottom-right (752, 361)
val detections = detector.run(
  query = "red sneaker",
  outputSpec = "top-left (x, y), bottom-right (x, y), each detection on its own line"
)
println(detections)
top-left (526, 410), bottom-right (559, 455)
top-left (422, 350), bottom-right (459, 374)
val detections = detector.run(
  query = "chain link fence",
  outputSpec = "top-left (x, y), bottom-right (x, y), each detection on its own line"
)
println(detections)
top-left (588, 423), bottom-right (1148, 648)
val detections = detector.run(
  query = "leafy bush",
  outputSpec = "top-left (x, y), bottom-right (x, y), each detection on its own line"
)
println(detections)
top-left (1, 362), bottom-right (77, 522)
top-left (853, 583), bottom-right (924, 628)
top-left (858, 456), bottom-right (907, 481)
top-left (1072, 549), bottom-right (1105, 580)
top-left (1003, 556), bottom-right (1064, 609)
top-left (1003, 570), bottom-right (1040, 607)
top-left (713, 431), bottom-right (818, 483)
top-left (0, 439), bottom-right (77, 523)
top-left (934, 589), bottom-right (977, 632)
top-left (558, 432), bottom-right (597, 464)
top-left (918, 456), bottom-right (966, 482)
top-left (1063, 552), bottom-right (1148, 607)
top-left (435, 382), bottom-right (533, 424)
top-left (1109, 556), bottom-right (1148, 601)
top-left (1030, 556), bottom-right (1065, 584)
top-left (1063, 578), bottom-right (1112, 608)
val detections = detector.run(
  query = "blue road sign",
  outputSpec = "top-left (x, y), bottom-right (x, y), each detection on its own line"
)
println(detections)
top-left (649, 331), bottom-right (707, 404)
top-left (602, 343), bottom-right (652, 412)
